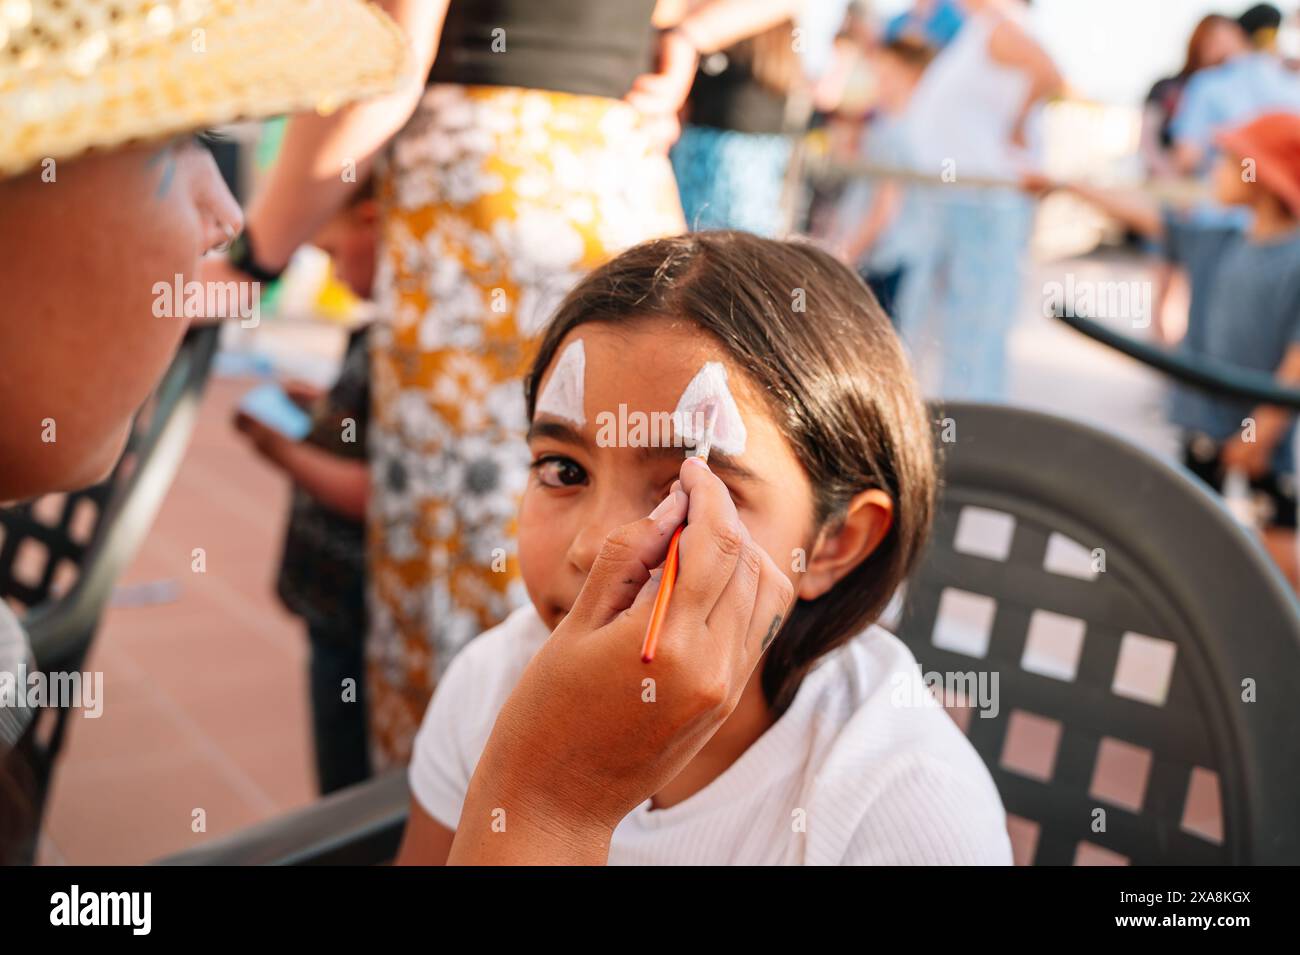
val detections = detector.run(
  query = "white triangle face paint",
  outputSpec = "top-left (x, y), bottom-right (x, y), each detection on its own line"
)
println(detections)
top-left (672, 362), bottom-right (747, 457)
top-left (536, 339), bottom-right (586, 427)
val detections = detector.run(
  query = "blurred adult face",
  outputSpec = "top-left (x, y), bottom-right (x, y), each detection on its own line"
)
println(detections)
top-left (1199, 21), bottom-right (1251, 68)
top-left (0, 138), bottom-right (242, 501)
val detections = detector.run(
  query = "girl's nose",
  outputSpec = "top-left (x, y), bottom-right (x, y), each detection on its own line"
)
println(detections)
top-left (564, 492), bottom-right (649, 578)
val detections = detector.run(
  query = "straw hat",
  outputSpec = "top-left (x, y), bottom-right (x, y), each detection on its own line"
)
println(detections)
top-left (0, 0), bottom-right (410, 178)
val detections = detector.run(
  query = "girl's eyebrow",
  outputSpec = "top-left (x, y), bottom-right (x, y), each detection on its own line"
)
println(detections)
top-left (527, 415), bottom-right (762, 484)
top-left (702, 452), bottom-right (762, 484)
top-left (526, 417), bottom-right (587, 448)
top-left (637, 444), bottom-right (763, 484)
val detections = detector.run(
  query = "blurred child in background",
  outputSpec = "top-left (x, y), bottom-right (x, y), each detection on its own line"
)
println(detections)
top-left (1032, 113), bottom-right (1300, 576)
top-left (832, 34), bottom-right (935, 320)
top-left (234, 181), bottom-right (378, 794)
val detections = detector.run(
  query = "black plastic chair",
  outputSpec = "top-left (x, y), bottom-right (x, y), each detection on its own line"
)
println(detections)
top-left (893, 401), bottom-right (1300, 865)
top-left (1, 324), bottom-right (220, 863)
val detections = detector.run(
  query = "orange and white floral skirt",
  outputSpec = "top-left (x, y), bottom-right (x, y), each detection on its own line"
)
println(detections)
top-left (366, 84), bottom-right (685, 768)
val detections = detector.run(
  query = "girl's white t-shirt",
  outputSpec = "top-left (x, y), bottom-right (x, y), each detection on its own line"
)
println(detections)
top-left (409, 605), bottom-right (1013, 865)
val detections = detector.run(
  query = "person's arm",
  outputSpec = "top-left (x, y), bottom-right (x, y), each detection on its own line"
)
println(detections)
top-left (1171, 139), bottom-right (1205, 176)
top-left (987, 15), bottom-right (1064, 146)
top-left (282, 378), bottom-right (327, 410)
top-left (234, 413), bottom-right (369, 520)
top-left (1221, 342), bottom-right (1300, 478)
top-left (1061, 181), bottom-right (1166, 240)
top-left (241, 0), bottom-right (449, 272)
top-left (1168, 73), bottom-right (1213, 176)
top-left (1139, 101), bottom-right (1178, 179)
top-left (666, 0), bottom-right (804, 55)
top-left (396, 803), bottom-right (456, 865)
top-left (268, 441), bottom-right (369, 520)
top-left (626, 0), bottom-right (806, 144)
top-left (839, 181), bottom-right (902, 266)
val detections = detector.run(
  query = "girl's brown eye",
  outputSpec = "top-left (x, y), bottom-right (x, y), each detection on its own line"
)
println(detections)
top-left (532, 456), bottom-right (587, 488)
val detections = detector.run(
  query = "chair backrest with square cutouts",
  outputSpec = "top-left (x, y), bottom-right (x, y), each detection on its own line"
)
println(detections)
top-left (895, 402), bottom-right (1300, 865)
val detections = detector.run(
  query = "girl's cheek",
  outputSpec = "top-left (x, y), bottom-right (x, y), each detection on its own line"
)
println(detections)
top-left (516, 488), bottom-right (574, 595)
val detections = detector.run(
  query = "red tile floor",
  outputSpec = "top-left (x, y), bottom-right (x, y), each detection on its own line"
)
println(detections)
top-left (38, 375), bottom-right (318, 864)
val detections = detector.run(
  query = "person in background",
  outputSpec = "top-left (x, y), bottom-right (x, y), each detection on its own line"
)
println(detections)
top-left (1170, 13), bottom-right (1300, 176)
top-left (805, 1), bottom-right (878, 237)
top-left (1031, 113), bottom-right (1300, 577)
top-left (1239, 3), bottom-right (1285, 53)
top-left (832, 34), bottom-right (935, 320)
top-left (894, 0), bottom-right (1063, 401)
top-left (233, 182), bottom-right (379, 794)
top-left (1240, 3), bottom-right (1300, 71)
top-left (1143, 15), bottom-right (1241, 181)
top-left (884, 0), bottom-right (965, 49)
top-left (1141, 15), bottom-right (1241, 345)
top-left (669, 0), bottom-right (809, 235)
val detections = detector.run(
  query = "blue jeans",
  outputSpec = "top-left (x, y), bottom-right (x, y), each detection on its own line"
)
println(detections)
top-left (896, 189), bottom-right (1034, 402)
top-left (308, 626), bottom-right (372, 795)
top-left (670, 125), bottom-right (793, 237)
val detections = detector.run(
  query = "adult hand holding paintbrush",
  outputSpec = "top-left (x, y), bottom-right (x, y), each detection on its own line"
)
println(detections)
top-left (445, 452), bottom-right (795, 866)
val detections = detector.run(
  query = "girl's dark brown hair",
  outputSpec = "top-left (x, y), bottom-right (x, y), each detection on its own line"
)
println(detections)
top-left (524, 230), bottom-right (936, 716)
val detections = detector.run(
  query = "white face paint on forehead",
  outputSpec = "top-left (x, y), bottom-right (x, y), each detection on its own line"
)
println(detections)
top-left (535, 338), bottom-right (586, 427)
top-left (671, 361), bottom-right (748, 456)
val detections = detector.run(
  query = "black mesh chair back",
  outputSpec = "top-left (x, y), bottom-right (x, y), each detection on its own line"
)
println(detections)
top-left (895, 402), bottom-right (1300, 865)
top-left (0, 325), bottom-right (220, 862)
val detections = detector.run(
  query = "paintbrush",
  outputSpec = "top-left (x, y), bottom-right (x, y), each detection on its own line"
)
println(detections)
top-left (640, 401), bottom-right (719, 663)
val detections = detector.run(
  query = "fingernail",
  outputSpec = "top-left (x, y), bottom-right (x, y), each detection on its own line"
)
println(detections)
top-left (684, 456), bottom-right (709, 470)
top-left (649, 488), bottom-right (687, 528)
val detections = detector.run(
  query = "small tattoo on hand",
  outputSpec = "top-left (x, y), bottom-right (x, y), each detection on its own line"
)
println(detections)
top-left (761, 614), bottom-right (782, 651)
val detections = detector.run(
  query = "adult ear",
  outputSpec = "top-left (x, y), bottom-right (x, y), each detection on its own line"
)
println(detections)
top-left (797, 489), bottom-right (894, 600)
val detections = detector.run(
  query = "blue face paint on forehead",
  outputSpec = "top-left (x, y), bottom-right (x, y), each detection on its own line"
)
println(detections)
top-left (146, 139), bottom-right (180, 199)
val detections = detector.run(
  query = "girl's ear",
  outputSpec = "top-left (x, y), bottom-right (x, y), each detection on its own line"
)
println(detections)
top-left (798, 489), bottom-right (894, 600)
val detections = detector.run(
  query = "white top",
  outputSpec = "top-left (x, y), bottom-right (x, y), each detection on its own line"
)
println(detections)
top-left (410, 605), bottom-right (1012, 865)
top-left (903, 11), bottom-right (1037, 180)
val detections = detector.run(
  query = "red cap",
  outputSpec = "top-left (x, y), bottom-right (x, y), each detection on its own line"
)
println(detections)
top-left (1216, 112), bottom-right (1300, 217)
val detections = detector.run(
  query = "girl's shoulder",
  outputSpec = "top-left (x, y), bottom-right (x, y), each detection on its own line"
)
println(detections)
top-left (796, 624), bottom-right (1011, 863)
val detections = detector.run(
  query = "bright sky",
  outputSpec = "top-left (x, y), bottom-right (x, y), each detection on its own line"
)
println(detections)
top-left (865, 0), bottom-right (1300, 105)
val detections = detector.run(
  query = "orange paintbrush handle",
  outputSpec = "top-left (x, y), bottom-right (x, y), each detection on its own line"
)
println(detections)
top-left (640, 524), bottom-right (684, 663)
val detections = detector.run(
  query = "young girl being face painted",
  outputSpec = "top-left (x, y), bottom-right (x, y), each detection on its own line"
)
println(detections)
top-left (522, 231), bottom-right (935, 716)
